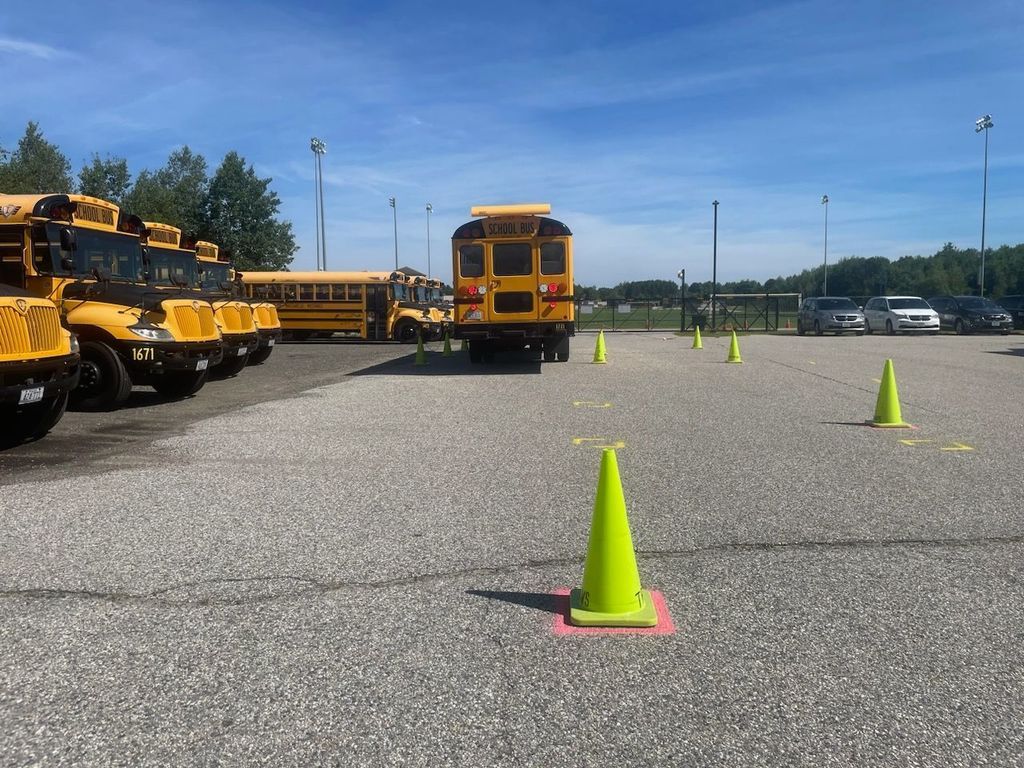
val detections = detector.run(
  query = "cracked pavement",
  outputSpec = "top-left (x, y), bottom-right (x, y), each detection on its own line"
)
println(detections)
top-left (2, 334), bottom-right (1023, 766)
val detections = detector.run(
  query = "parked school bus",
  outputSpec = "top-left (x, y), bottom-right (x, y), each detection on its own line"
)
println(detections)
top-left (0, 194), bottom-right (221, 409)
top-left (145, 223), bottom-right (279, 368)
top-left (191, 240), bottom-right (260, 375)
top-left (240, 270), bottom-right (442, 342)
top-left (410, 276), bottom-right (453, 340)
top-left (0, 284), bottom-right (80, 446)
top-left (451, 203), bottom-right (574, 363)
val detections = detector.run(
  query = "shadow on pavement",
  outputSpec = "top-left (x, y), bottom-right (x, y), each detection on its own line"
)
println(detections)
top-left (351, 351), bottom-right (543, 376)
top-left (466, 589), bottom-right (567, 616)
top-left (986, 346), bottom-right (1024, 357)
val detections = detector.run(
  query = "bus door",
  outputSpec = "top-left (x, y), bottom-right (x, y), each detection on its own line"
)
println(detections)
top-left (488, 240), bottom-right (539, 323)
top-left (366, 284), bottom-right (389, 340)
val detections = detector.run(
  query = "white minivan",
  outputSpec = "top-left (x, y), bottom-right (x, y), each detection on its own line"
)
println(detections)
top-left (863, 296), bottom-right (940, 335)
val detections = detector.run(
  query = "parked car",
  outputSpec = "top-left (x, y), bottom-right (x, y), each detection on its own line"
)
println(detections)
top-left (796, 297), bottom-right (865, 336)
top-left (996, 295), bottom-right (1024, 330)
top-left (863, 296), bottom-right (939, 335)
top-left (926, 295), bottom-right (1013, 335)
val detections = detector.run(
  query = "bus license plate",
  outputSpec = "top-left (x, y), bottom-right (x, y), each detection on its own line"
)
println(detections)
top-left (196, 359), bottom-right (209, 371)
top-left (466, 310), bottom-right (482, 320)
top-left (18, 386), bottom-right (44, 405)
top-left (238, 347), bottom-right (248, 357)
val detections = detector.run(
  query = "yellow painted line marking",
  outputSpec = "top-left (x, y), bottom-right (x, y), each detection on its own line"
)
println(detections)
top-left (899, 439), bottom-right (933, 446)
top-left (572, 401), bottom-right (613, 408)
top-left (940, 442), bottom-right (974, 452)
top-left (572, 438), bottom-right (626, 449)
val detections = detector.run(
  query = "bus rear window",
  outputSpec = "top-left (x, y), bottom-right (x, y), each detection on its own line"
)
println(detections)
top-left (460, 245), bottom-right (484, 278)
top-left (493, 291), bottom-right (533, 313)
top-left (492, 243), bottom-right (532, 276)
top-left (540, 242), bottom-right (565, 275)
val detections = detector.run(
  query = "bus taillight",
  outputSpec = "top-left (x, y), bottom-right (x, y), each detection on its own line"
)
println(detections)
top-left (468, 285), bottom-right (478, 295)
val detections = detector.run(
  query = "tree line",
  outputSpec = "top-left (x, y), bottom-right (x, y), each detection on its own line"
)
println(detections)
top-left (575, 242), bottom-right (1024, 302)
top-left (0, 122), bottom-right (296, 270)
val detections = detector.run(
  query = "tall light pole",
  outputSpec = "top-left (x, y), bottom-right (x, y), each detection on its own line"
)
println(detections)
top-left (389, 197), bottom-right (398, 270)
top-left (975, 114), bottom-right (993, 296)
top-left (310, 137), bottom-right (327, 270)
top-left (711, 200), bottom-right (719, 331)
top-left (425, 203), bottom-right (433, 279)
top-left (821, 194), bottom-right (829, 295)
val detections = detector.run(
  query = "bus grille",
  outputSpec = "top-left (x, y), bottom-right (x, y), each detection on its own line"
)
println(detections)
top-left (239, 305), bottom-right (254, 331)
top-left (256, 306), bottom-right (273, 327)
top-left (220, 305), bottom-right (241, 332)
top-left (199, 306), bottom-right (216, 336)
top-left (0, 304), bottom-right (62, 355)
top-left (173, 306), bottom-right (203, 338)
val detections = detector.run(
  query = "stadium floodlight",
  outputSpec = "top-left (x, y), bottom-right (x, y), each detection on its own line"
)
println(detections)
top-left (975, 115), bottom-right (993, 295)
top-left (310, 138), bottom-right (327, 270)
top-left (821, 194), bottom-right (829, 295)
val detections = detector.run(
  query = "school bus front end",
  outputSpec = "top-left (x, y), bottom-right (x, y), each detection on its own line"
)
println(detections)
top-left (0, 194), bottom-right (221, 410)
top-left (194, 241), bottom-right (258, 375)
top-left (0, 288), bottom-right (80, 445)
top-left (451, 203), bottom-right (574, 363)
top-left (247, 298), bottom-right (281, 365)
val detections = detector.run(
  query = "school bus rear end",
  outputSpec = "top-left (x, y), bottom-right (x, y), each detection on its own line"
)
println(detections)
top-left (451, 203), bottom-right (574, 362)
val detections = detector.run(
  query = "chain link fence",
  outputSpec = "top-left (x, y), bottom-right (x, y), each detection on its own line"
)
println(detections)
top-left (575, 294), bottom-right (802, 332)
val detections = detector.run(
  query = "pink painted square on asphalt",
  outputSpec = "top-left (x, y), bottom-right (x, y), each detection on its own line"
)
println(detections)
top-left (551, 588), bottom-right (675, 636)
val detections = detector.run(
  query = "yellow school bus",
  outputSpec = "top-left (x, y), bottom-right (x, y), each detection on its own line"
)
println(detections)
top-left (0, 193), bottom-right (221, 409)
top-left (0, 285), bottom-right (80, 446)
top-left (452, 203), bottom-right (574, 362)
top-left (241, 270), bottom-right (443, 342)
top-left (410, 276), bottom-right (453, 339)
top-left (190, 240), bottom-right (260, 375)
top-left (146, 224), bottom-right (280, 367)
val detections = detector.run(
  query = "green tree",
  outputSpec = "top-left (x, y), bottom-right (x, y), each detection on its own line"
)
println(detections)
top-left (0, 121), bottom-right (73, 193)
top-left (78, 154), bottom-right (131, 205)
top-left (124, 146), bottom-right (209, 233)
top-left (204, 151), bottom-right (297, 270)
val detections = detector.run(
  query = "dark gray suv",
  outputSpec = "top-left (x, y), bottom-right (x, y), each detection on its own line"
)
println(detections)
top-left (796, 297), bottom-right (866, 336)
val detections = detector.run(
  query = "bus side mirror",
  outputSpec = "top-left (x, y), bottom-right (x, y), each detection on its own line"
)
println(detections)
top-left (60, 227), bottom-right (77, 252)
top-left (61, 256), bottom-right (75, 272)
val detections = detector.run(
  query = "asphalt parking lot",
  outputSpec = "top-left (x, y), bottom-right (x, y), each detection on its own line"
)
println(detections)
top-left (2, 332), bottom-right (1023, 767)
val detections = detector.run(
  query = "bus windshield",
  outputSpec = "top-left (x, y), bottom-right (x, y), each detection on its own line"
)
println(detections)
top-left (148, 246), bottom-right (199, 288)
top-left (200, 262), bottom-right (232, 291)
top-left (39, 222), bottom-right (144, 281)
top-left (392, 283), bottom-right (409, 301)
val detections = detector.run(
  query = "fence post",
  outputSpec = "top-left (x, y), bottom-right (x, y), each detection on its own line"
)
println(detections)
top-left (611, 303), bottom-right (616, 331)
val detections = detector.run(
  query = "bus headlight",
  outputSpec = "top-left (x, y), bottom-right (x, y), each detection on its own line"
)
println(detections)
top-left (129, 325), bottom-right (174, 341)
top-left (69, 334), bottom-right (80, 354)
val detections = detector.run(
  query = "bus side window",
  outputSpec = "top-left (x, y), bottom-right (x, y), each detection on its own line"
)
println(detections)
top-left (315, 284), bottom-right (330, 301)
top-left (460, 244), bottom-right (484, 278)
top-left (540, 242), bottom-right (565, 275)
top-left (283, 285), bottom-right (297, 301)
top-left (330, 284), bottom-right (346, 301)
top-left (299, 284), bottom-right (314, 301)
top-left (348, 284), bottom-right (362, 301)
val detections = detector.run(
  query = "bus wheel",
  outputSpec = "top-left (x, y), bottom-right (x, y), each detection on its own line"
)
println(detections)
top-left (1, 391), bottom-right (70, 447)
top-left (152, 370), bottom-right (208, 399)
top-left (247, 346), bottom-right (274, 365)
top-left (213, 354), bottom-right (249, 378)
top-left (468, 340), bottom-right (484, 364)
top-left (71, 341), bottom-right (133, 411)
top-left (543, 349), bottom-right (555, 362)
top-left (554, 336), bottom-right (570, 362)
top-left (393, 320), bottom-right (420, 343)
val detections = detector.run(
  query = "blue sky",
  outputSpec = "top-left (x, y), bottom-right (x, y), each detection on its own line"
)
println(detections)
top-left (1, 0), bottom-right (1022, 286)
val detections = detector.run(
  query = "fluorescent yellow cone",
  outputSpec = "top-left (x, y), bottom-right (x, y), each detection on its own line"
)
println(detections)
top-left (871, 358), bottom-right (910, 428)
top-left (442, 333), bottom-right (452, 356)
top-left (460, 338), bottom-right (468, 352)
top-left (570, 448), bottom-right (658, 627)
top-left (592, 330), bottom-right (607, 364)
top-left (414, 333), bottom-right (427, 366)
top-left (726, 330), bottom-right (742, 363)
top-left (692, 325), bottom-right (703, 349)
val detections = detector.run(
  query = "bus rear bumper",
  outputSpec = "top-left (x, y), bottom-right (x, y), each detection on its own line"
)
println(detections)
top-left (454, 322), bottom-right (575, 341)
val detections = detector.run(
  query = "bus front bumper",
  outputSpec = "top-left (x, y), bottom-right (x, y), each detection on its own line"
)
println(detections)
top-left (119, 340), bottom-right (223, 375)
top-left (221, 332), bottom-right (260, 360)
top-left (0, 353), bottom-right (81, 405)
top-left (256, 328), bottom-right (283, 349)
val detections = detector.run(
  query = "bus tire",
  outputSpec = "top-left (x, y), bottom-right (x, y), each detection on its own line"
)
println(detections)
top-left (213, 354), bottom-right (249, 378)
top-left (468, 340), bottom-right (484, 364)
top-left (393, 320), bottom-right (420, 343)
top-left (72, 341), bottom-right (133, 411)
top-left (152, 370), bottom-right (208, 399)
top-left (1, 391), bottom-right (70, 447)
top-left (247, 346), bottom-right (274, 365)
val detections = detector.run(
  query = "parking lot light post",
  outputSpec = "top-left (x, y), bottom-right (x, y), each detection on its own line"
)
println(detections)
top-left (712, 200), bottom-right (718, 331)
top-left (975, 114), bottom-right (993, 296)
top-left (389, 197), bottom-right (398, 271)
top-left (425, 203), bottom-right (433, 279)
top-left (310, 137), bottom-right (327, 271)
top-left (821, 194), bottom-right (829, 295)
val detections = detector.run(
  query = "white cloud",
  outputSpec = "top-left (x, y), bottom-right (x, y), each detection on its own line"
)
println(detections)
top-left (0, 38), bottom-right (63, 60)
